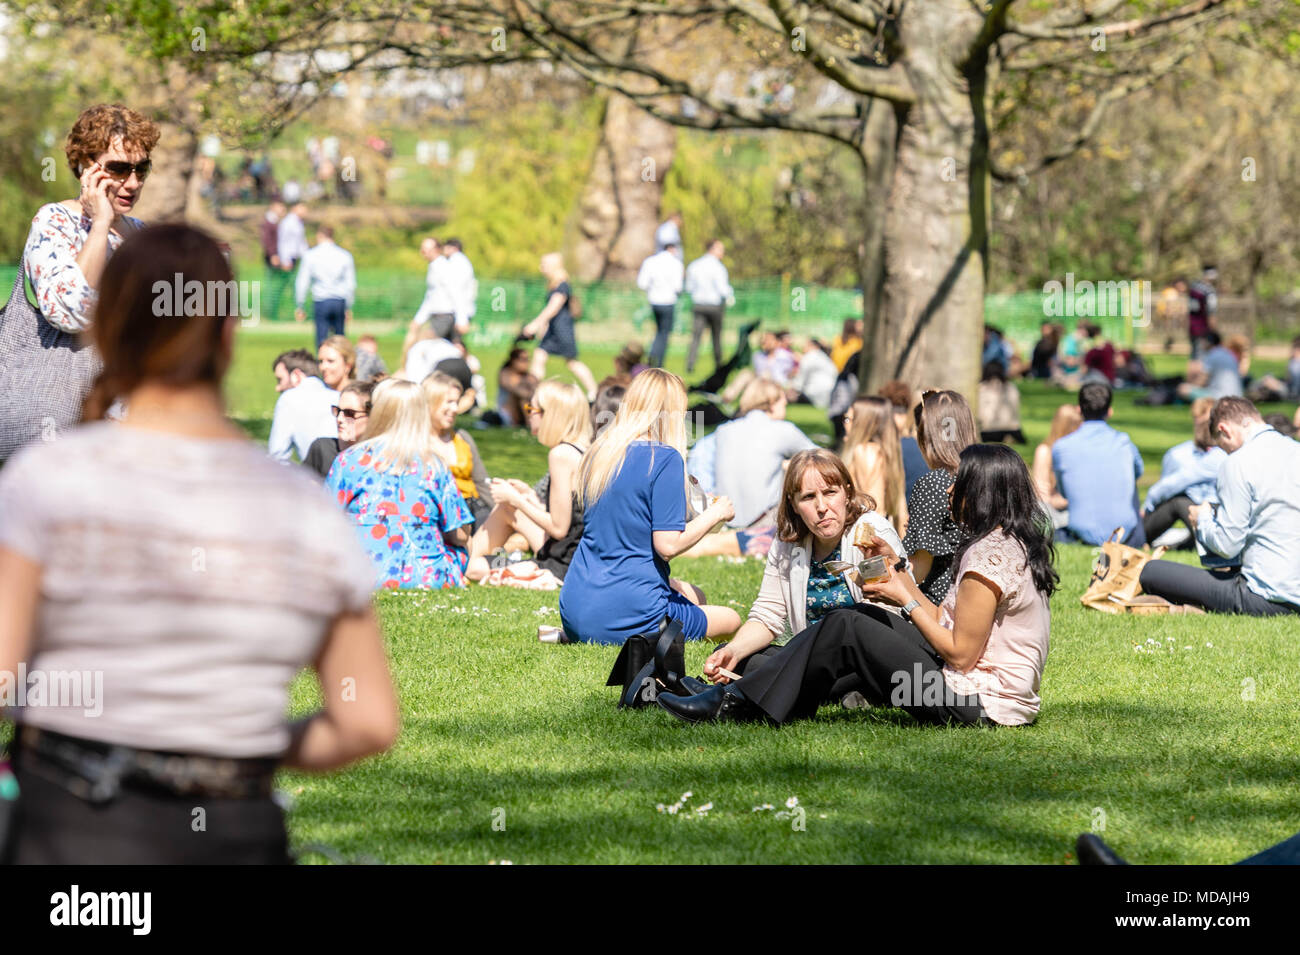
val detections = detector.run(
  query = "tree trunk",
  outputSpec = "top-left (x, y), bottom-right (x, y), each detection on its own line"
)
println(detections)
top-left (571, 93), bottom-right (677, 281)
top-left (868, 2), bottom-right (989, 403)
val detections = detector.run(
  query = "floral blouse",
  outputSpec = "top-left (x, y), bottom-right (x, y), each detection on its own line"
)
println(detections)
top-left (23, 202), bottom-right (144, 333)
top-left (325, 442), bottom-right (474, 591)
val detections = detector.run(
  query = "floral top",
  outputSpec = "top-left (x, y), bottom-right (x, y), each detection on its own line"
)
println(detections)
top-left (325, 442), bottom-right (474, 591)
top-left (23, 203), bottom-right (144, 333)
top-left (938, 529), bottom-right (1051, 726)
top-left (805, 545), bottom-right (857, 625)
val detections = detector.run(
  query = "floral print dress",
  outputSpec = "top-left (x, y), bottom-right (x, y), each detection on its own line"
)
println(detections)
top-left (325, 443), bottom-right (473, 590)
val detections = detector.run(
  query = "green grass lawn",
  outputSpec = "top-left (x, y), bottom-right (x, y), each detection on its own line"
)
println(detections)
top-left (230, 326), bottom-right (1300, 864)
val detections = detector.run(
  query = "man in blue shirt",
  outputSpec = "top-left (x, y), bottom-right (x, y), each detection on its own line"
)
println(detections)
top-left (1052, 381), bottom-right (1145, 546)
top-left (1140, 398), bottom-right (1300, 615)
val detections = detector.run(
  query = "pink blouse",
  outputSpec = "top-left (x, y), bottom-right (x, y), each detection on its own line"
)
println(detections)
top-left (938, 529), bottom-right (1051, 725)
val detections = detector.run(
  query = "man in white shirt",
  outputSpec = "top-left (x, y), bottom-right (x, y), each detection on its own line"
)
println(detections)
top-left (294, 225), bottom-right (356, 348)
top-left (268, 349), bottom-right (338, 462)
top-left (402, 325), bottom-right (462, 384)
top-left (441, 238), bottom-right (478, 339)
top-left (637, 242), bottom-right (685, 368)
top-left (684, 239), bottom-right (734, 374)
top-left (787, 339), bottom-right (838, 409)
top-left (276, 202), bottom-right (309, 273)
top-left (411, 237), bottom-right (456, 339)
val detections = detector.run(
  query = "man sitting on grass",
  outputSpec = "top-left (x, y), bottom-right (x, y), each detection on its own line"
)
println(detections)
top-left (1139, 397), bottom-right (1300, 616)
top-left (1051, 381), bottom-right (1144, 546)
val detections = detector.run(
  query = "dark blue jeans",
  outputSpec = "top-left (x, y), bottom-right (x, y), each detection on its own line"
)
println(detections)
top-left (649, 304), bottom-right (676, 367)
top-left (313, 298), bottom-right (347, 349)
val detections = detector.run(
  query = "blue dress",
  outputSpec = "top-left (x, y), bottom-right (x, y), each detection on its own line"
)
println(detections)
top-left (325, 442), bottom-right (473, 590)
top-left (559, 442), bottom-right (708, 644)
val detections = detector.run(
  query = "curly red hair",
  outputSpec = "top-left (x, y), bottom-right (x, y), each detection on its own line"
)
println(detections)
top-left (65, 104), bottom-right (160, 177)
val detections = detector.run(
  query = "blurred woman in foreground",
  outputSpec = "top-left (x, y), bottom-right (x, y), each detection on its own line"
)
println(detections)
top-left (0, 225), bottom-right (397, 864)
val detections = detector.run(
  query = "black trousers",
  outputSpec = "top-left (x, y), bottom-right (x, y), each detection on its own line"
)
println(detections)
top-left (1143, 494), bottom-right (1194, 543)
top-left (1139, 560), bottom-right (1300, 617)
top-left (687, 305), bottom-right (725, 373)
top-left (3, 743), bottom-right (292, 865)
top-left (649, 304), bottom-right (676, 367)
top-left (735, 606), bottom-right (987, 726)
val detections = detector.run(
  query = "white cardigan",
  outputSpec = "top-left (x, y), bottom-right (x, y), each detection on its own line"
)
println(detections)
top-left (747, 511), bottom-right (908, 644)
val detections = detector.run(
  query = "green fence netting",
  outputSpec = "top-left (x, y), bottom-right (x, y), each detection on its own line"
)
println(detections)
top-left (0, 264), bottom-right (1143, 351)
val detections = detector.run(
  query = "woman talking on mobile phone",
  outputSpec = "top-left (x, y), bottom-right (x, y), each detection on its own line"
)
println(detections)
top-left (2, 104), bottom-right (157, 462)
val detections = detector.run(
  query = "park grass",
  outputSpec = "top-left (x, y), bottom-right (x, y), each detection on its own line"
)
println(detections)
top-left (230, 326), bottom-right (1300, 864)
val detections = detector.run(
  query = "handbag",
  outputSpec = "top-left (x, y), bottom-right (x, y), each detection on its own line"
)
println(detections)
top-left (1080, 527), bottom-right (1166, 613)
top-left (0, 255), bottom-right (102, 462)
top-left (605, 616), bottom-right (688, 708)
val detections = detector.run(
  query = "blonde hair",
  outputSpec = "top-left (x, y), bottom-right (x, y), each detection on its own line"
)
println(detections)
top-left (1046, 403), bottom-right (1082, 447)
top-left (533, 379), bottom-right (593, 448)
top-left (420, 371), bottom-right (462, 437)
top-left (320, 334), bottom-right (356, 380)
top-left (355, 378), bottom-right (433, 473)
top-left (540, 252), bottom-right (569, 288)
top-left (579, 368), bottom-right (688, 506)
top-left (739, 377), bottom-right (785, 415)
top-left (843, 396), bottom-right (905, 529)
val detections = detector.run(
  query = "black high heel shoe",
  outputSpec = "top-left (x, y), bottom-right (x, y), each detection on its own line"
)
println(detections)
top-left (657, 683), bottom-right (765, 724)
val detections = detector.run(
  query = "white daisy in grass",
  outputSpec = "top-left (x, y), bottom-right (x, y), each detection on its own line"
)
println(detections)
top-left (785, 796), bottom-right (799, 809)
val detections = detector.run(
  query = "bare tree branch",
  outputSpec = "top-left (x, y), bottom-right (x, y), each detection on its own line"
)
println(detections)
top-left (1005, 0), bottom-right (1231, 41)
top-left (990, 42), bottom-right (1196, 181)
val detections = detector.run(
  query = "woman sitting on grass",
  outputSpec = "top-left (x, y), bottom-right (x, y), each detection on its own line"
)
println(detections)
top-left (842, 396), bottom-right (908, 536)
top-left (326, 378), bottom-right (473, 590)
top-left (422, 371), bottom-right (493, 532)
top-left (903, 389), bottom-right (978, 603)
top-left (465, 379), bottom-right (592, 583)
top-left (657, 443), bottom-right (1057, 728)
top-left (559, 369), bottom-right (742, 645)
top-left (1030, 403), bottom-right (1081, 531)
top-left (702, 448), bottom-right (905, 682)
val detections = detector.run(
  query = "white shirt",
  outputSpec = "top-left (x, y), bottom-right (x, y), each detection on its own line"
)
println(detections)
top-left (413, 256), bottom-right (456, 323)
top-left (637, 250), bottom-right (685, 306)
top-left (268, 376), bottom-right (338, 462)
top-left (276, 212), bottom-right (308, 267)
top-left (685, 253), bottom-right (733, 307)
top-left (790, 348), bottom-right (838, 409)
top-left (443, 251), bottom-right (478, 330)
top-left (294, 239), bottom-right (356, 307)
top-left (403, 338), bottom-right (461, 383)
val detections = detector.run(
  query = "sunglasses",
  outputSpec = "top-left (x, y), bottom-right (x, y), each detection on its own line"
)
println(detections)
top-left (331, 405), bottom-right (369, 420)
top-left (99, 159), bottom-right (152, 182)
top-left (524, 403), bottom-right (544, 416)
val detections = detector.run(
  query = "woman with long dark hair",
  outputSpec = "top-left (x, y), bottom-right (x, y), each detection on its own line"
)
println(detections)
top-left (658, 443), bottom-right (1058, 728)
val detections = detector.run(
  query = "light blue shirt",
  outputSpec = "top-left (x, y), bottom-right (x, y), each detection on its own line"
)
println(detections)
top-left (295, 240), bottom-right (356, 308)
top-left (713, 411), bottom-right (816, 528)
top-left (1143, 440), bottom-right (1226, 512)
top-left (684, 254), bottom-right (733, 307)
top-left (1201, 346), bottom-right (1242, 398)
top-left (268, 376), bottom-right (338, 462)
top-left (1197, 424), bottom-right (1300, 606)
top-left (687, 431), bottom-right (717, 494)
top-left (1052, 419), bottom-right (1144, 545)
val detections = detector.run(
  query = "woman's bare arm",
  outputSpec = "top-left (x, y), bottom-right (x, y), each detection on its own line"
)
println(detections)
top-left (282, 606), bottom-right (399, 772)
